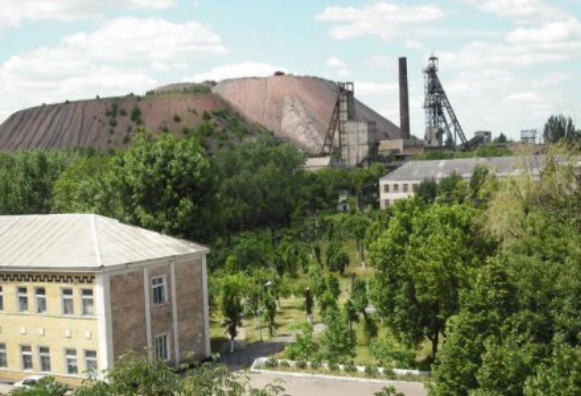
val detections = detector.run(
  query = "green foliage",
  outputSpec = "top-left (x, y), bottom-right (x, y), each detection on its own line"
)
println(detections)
top-left (543, 114), bottom-right (578, 143)
top-left (326, 242), bottom-right (349, 274)
top-left (130, 105), bottom-right (142, 124)
top-left (284, 322), bottom-right (319, 361)
top-left (416, 178), bottom-right (438, 204)
top-left (524, 344), bottom-right (581, 396)
top-left (173, 113), bottom-right (182, 123)
top-left (374, 386), bottom-right (406, 396)
top-left (370, 338), bottom-right (415, 369)
top-left (319, 308), bottom-right (356, 364)
top-left (9, 376), bottom-right (69, 396)
top-left (220, 274), bottom-right (246, 347)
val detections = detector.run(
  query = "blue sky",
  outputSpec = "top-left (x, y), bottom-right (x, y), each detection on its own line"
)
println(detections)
top-left (1, 0), bottom-right (580, 141)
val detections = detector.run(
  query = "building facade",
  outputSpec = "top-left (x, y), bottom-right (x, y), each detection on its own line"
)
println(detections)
top-left (379, 156), bottom-right (550, 208)
top-left (0, 214), bottom-right (209, 385)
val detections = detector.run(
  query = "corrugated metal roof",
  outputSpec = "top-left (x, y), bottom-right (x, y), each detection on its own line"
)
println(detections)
top-left (380, 156), bottom-right (546, 182)
top-left (0, 214), bottom-right (208, 270)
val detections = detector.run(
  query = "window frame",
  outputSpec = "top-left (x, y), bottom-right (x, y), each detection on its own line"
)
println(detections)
top-left (35, 287), bottom-right (47, 314)
top-left (38, 346), bottom-right (51, 373)
top-left (151, 276), bottom-right (167, 306)
top-left (61, 288), bottom-right (74, 316)
top-left (84, 350), bottom-right (98, 374)
top-left (154, 333), bottom-right (170, 362)
top-left (403, 183), bottom-right (409, 193)
top-left (0, 343), bottom-right (6, 368)
top-left (0, 286), bottom-right (3, 311)
top-left (17, 286), bottom-right (29, 313)
top-left (393, 183), bottom-right (399, 193)
top-left (81, 289), bottom-right (94, 316)
top-left (383, 184), bottom-right (389, 193)
top-left (21, 345), bottom-right (33, 371)
top-left (64, 348), bottom-right (78, 375)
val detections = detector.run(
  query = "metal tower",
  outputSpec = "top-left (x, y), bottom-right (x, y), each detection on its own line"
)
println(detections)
top-left (423, 56), bottom-right (467, 148)
top-left (322, 82), bottom-right (355, 154)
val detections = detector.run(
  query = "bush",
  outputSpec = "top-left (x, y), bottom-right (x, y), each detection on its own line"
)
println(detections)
top-left (280, 360), bottom-right (290, 368)
top-left (328, 361), bottom-right (339, 372)
top-left (365, 365), bottom-right (379, 377)
top-left (173, 113), bottom-right (182, 123)
top-left (344, 363), bottom-right (357, 373)
top-left (310, 361), bottom-right (321, 370)
top-left (296, 360), bottom-right (307, 370)
top-left (202, 110), bottom-right (212, 121)
top-left (108, 117), bottom-right (117, 127)
top-left (265, 358), bottom-right (278, 368)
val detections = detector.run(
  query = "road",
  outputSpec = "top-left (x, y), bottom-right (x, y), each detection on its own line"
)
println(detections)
top-left (248, 371), bottom-right (427, 396)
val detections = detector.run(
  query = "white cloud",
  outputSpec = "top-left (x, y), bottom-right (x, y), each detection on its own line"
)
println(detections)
top-left (507, 18), bottom-right (581, 45)
top-left (63, 17), bottom-right (227, 61)
top-left (355, 82), bottom-right (398, 96)
top-left (505, 91), bottom-right (543, 103)
top-left (466, 0), bottom-right (568, 23)
top-left (326, 57), bottom-right (350, 77)
top-left (0, 0), bottom-right (175, 30)
top-left (367, 55), bottom-right (396, 69)
top-left (404, 40), bottom-right (426, 51)
top-left (191, 62), bottom-right (288, 82)
top-left (315, 3), bottom-right (445, 41)
top-left (0, 16), bottom-right (225, 122)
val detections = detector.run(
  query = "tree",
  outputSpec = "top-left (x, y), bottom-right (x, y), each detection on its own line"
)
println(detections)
top-left (284, 322), bottom-right (318, 361)
top-left (263, 290), bottom-right (277, 336)
top-left (415, 178), bottom-right (438, 203)
top-left (493, 132), bottom-right (508, 143)
top-left (370, 201), bottom-right (490, 359)
top-left (543, 114), bottom-right (577, 143)
top-left (221, 275), bottom-right (246, 353)
top-left (524, 344), bottom-right (581, 396)
top-left (319, 308), bottom-right (356, 364)
top-left (9, 376), bottom-right (69, 396)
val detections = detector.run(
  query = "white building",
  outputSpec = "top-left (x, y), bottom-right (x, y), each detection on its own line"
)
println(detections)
top-left (378, 156), bottom-right (549, 208)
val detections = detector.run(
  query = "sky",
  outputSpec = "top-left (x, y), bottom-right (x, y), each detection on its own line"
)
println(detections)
top-left (0, 0), bottom-right (580, 141)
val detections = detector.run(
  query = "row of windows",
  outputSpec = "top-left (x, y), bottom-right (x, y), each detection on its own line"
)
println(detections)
top-left (0, 286), bottom-right (93, 316)
top-left (383, 183), bottom-right (419, 193)
top-left (0, 343), bottom-right (97, 375)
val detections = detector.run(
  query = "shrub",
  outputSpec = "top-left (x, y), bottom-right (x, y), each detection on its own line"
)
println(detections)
top-left (344, 363), bottom-right (357, 373)
top-left (265, 358), bottom-right (278, 368)
top-left (120, 108), bottom-right (127, 116)
top-left (280, 360), bottom-right (290, 368)
top-left (365, 365), bottom-right (379, 377)
top-left (108, 117), bottom-right (117, 127)
top-left (173, 113), bottom-right (182, 123)
top-left (310, 361), bottom-right (321, 370)
top-left (328, 361), bottom-right (339, 372)
top-left (296, 360), bottom-right (307, 370)
top-left (202, 110), bottom-right (211, 121)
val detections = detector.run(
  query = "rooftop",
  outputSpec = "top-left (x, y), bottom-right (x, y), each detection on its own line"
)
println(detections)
top-left (0, 214), bottom-right (208, 271)
top-left (380, 155), bottom-right (547, 181)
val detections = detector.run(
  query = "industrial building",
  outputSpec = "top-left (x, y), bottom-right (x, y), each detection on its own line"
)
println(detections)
top-left (379, 156), bottom-right (548, 208)
top-left (0, 214), bottom-right (210, 384)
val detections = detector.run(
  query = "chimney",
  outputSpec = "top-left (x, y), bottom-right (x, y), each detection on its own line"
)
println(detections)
top-left (399, 57), bottom-right (410, 140)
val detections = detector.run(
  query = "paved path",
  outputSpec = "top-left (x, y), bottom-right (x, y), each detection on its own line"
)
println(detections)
top-left (248, 371), bottom-right (427, 396)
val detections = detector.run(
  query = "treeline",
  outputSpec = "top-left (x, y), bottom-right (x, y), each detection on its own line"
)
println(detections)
top-left (367, 149), bottom-right (581, 395)
top-left (0, 132), bottom-right (385, 246)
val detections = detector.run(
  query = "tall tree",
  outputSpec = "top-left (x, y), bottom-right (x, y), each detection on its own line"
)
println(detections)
top-left (543, 114), bottom-right (577, 143)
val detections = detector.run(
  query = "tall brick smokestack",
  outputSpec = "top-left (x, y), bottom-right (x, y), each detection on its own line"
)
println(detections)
top-left (399, 57), bottom-right (410, 140)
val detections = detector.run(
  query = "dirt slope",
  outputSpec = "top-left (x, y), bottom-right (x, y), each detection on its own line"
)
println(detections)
top-left (0, 93), bottom-right (256, 151)
top-left (0, 75), bottom-right (400, 152)
top-left (213, 75), bottom-right (401, 152)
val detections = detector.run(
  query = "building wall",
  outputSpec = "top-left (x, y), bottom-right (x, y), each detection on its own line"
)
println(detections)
top-left (108, 255), bottom-right (208, 365)
top-left (379, 179), bottom-right (419, 208)
top-left (0, 273), bottom-right (99, 385)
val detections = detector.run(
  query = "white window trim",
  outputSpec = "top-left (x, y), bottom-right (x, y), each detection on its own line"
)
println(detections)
top-left (151, 275), bottom-right (167, 306)
top-left (83, 350), bottom-right (98, 374)
top-left (21, 345), bottom-right (33, 371)
top-left (0, 343), bottom-right (7, 369)
top-left (35, 287), bottom-right (47, 314)
top-left (154, 333), bottom-right (170, 362)
top-left (17, 286), bottom-right (29, 313)
top-left (81, 288), bottom-right (94, 316)
top-left (64, 348), bottom-right (79, 376)
top-left (61, 288), bottom-right (75, 316)
top-left (38, 346), bottom-right (51, 373)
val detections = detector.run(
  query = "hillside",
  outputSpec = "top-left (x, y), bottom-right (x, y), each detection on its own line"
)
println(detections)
top-left (0, 75), bottom-right (401, 152)
top-left (0, 92), bottom-right (261, 151)
top-left (213, 75), bottom-right (401, 152)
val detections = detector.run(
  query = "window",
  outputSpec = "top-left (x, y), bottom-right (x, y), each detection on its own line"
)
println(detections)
top-left (62, 288), bottom-right (74, 315)
top-left (84, 350), bottom-right (98, 373)
top-left (81, 289), bottom-right (94, 316)
top-left (0, 286), bottom-right (3, 311)
top-left (383, 184), bottom-right (389, 193)
top-left (403, 183), bottom-right (409, 193)
top-left (0, 343), bottom-right (6, 368)
top-left (65, 349), bottom-right (78, 375)
top-left (18, 287), bottom-right (28, 312)
top-left (21, 345), bottom-right (33, 370)
top-left (154, 334), bottom-right (169, 361)
top-left (393, 184), bottom-right (399, 193)
top-left (384, 199), bottom-right (391, 207)
top-left (35, 287), bottom-right (47, 313)
top-left (39, 347), bottom-right (51, 372)
top-left (152, 276), bottom-right (166, 305)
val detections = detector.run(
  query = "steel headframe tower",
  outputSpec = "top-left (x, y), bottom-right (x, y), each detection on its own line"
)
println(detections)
top-left (322, 82), bottom-right (355, 155)
top-left (423, 55), bottom-right (467, 148)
